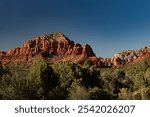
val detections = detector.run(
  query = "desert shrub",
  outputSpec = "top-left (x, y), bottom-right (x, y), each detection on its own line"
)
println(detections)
top-left (132, 87), bottom-right (150, 100)
top-left (144, 67), bottom-right (150, 86)
top-left (68, 81), bottom-right (111, 100)
top-left (133, 72), bottom-right (147, 90)
top-left (140, 87), bottom-right (150, 100)
top-left (68, 81), bottom-right (89, 100)
top-left (48, 86), bottom-right (69, 100)
top-left (87, 87), bottom-right (112, 100)
top-left (118, 88), bottom-right (133, 100)
top-left (132, 91), bottom-right (142, 100)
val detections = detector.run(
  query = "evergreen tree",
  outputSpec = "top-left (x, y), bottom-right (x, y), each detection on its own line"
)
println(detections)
top-left (29, 56), bottom-right (58, 98)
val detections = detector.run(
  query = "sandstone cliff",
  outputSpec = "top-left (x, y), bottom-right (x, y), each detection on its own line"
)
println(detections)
top-left (0, 32), bottom-right (150, 67)
top-left (110, 46), bottom-right (150, 67)
top-left (0, 32), bottom-right (96, 65)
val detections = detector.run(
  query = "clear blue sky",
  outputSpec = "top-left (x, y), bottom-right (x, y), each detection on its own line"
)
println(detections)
top-left (0, 0), bottom-right (150, 57)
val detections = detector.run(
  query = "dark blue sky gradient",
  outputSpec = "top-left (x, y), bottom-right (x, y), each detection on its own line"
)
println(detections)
top-left (0, 0), bottom-right (150, 57)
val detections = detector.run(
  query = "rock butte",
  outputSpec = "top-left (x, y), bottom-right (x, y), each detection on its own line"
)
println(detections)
top-left (0, 32), bottom-right (150, 67)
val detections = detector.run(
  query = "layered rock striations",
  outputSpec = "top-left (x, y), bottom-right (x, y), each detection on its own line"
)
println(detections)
top-left (0, 32), bottom-right (96, 65)
top-left (0, 32), bottom-right (150, 67)
top-left (110, 47), bottom-right (150, 67)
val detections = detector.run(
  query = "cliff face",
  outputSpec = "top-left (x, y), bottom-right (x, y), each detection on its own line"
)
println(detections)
top-left (112, 47), bottom-right (150, 66)
top-left (0, 32), bottom-right (96, 65)
top-left (0, 32), bottom-right (150, 67)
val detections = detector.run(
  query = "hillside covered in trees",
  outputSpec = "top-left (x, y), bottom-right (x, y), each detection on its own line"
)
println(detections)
top-left (0, 33), bottom-right (150, 100)
top-left (0, 56), bottom-right (150, 100)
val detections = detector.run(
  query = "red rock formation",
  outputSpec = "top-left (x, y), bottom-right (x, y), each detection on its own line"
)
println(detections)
top-left (0, 32), bottom-right (96, 66)
top-left (0, 32), bottom-right (150, 67)
top-left (72, 43), bottom-right (83, 55)
top-left (133, 52), bottom-right (150, 63)
top-left (82, 44), bottom-right (95, 57)
top-left (110, 47), bottom-right (150, 67)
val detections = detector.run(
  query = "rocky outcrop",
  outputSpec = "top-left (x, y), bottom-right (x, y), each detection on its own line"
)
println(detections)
top-left (133, 52), bottom-right (150, 63)
top-left (102, 46), bottom-right (150, 67)
top-left (0, 32), bottom-right (150, 67)
top-left (0, 32), bottom-right (96, 65)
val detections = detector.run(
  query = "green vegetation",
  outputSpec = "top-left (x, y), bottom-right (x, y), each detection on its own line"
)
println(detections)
top-left (0, 58), bottom-right (150, 100)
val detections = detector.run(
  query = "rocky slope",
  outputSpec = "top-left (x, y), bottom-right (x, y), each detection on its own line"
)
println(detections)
top-left (0, 32), bottom-right (150, 67)
top-left (92, 46), bottom-right (150, 67)
top-left (0, 32), bottom-right (96, 66)
top-left (110, 46), bottom-right (150, 67)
